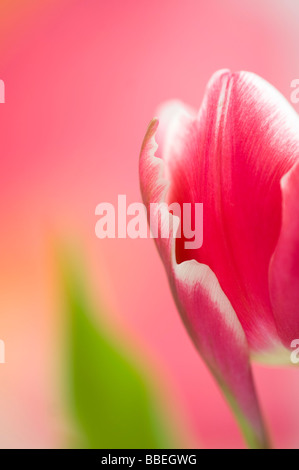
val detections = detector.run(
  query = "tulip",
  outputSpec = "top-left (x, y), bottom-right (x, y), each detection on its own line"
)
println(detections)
top-left (139, 69), bottom-right (299, 448)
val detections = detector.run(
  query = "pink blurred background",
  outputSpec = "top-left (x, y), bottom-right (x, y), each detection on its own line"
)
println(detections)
top-left (1, 0), bottom-right (299, 448)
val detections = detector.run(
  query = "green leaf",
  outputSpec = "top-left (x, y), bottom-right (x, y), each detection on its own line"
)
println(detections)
top-left (59, 251), bottom-right (173, 449)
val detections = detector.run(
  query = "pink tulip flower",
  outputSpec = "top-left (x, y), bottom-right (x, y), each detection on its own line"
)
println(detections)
top-left (139, 69), bottom-right (299, 448)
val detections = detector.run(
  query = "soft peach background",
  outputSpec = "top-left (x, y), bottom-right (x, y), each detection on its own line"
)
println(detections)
top-left (1, 0), bottom-right (299, 448)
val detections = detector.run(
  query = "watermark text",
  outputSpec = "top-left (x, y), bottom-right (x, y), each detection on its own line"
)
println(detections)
top-left (95, 195), bottom-right (203, 250)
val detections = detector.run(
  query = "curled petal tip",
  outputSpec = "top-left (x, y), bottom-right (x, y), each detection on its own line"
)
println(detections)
top-left (140, 118), bottom-right (159, 155)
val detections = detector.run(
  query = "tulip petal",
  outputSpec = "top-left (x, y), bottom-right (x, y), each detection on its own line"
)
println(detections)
top-left (269, 160), bottom-right (299, 348)
top-left (154, 100), bottom-right (196, 176)
top-left (162, 70), bottom-right (299, 352)
top-left (139, 119), bottom-right (269, 448)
